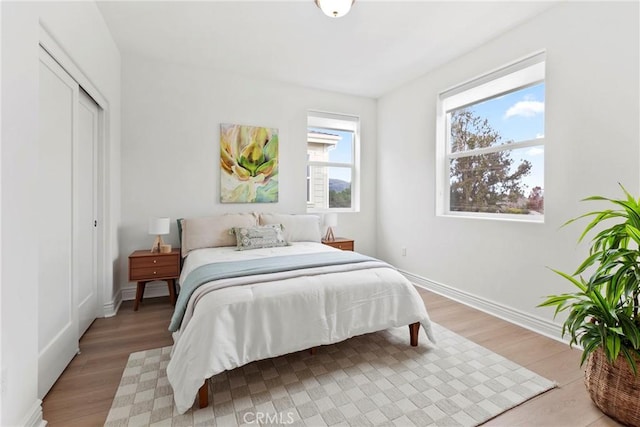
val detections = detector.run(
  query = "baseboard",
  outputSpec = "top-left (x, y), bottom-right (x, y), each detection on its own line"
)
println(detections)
top-left (401, 269), bottom-right (568, 345)
top-left (22, 400), bottom-right (47, 427)
top-left (103, 289), bottom-right (122, 318)
top-left (121, 281), bottom-right (170, 301)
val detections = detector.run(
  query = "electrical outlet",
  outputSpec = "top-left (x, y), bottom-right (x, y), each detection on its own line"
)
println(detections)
top-left (401, 247), bottom-right (407, 256)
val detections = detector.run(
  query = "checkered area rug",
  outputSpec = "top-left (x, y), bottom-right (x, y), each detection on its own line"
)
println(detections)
top-left (105, 323), bottom-right (555, 426)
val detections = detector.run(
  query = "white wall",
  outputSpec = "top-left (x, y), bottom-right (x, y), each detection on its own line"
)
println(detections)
top-left (119, 54), bottom-right (377, 296)
top-left (377, 2), bottom-right (639, 337)
top-left (1, 2), bottom-right (120, 425)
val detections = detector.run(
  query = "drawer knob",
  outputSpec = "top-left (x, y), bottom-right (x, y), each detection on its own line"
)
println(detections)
top-left (153, 260), bottom-right (157, 264)
top-left (153, 271), bottom-right (157, 275)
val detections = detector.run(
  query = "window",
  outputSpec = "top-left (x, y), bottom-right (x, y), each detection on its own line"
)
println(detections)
top-left (437, 52), bottom-right (546, 221)
top-left (307, 111), bottom-right (360, 212)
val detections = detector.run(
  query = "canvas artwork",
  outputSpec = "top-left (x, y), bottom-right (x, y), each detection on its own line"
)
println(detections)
top-left (220, 123), bottom-right (279, 203)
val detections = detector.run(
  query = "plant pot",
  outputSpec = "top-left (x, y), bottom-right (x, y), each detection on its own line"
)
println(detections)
top-left (585, 348), bottom-right (640, 426)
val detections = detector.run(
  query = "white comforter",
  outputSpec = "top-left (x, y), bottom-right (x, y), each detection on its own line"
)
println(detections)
top-left (166, 242), bottom-right (434, 414)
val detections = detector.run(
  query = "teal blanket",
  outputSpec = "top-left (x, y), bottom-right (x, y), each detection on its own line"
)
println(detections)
top-left (169, 251), bottom-right (381, 332)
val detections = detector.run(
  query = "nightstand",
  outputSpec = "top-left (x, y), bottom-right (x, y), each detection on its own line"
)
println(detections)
top-left (322, 237), bottom-right (354, 251)
top-left (128, 248), bottom-right (181, 310)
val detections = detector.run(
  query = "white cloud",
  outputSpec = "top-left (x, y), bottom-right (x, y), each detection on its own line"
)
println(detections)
top-left (536, 133), bottom-right (544, 139)
top-left (526, 147), bottom-right (544, 156)
top-left (504, 100), bottom-right (544, 119)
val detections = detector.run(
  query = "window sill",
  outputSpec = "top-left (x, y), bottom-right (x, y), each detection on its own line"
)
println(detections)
top-left (307, 208), bottom-right (359, 214)
top-left (438, 211), bottom-right (544, 223)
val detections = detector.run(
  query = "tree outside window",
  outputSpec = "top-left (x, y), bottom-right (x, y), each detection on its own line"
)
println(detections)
top-left (439, 55), bottom-right (545, 221)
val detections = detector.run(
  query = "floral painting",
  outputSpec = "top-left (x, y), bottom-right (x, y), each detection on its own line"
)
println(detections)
top-left (220, 123), bottom-right (279, 203)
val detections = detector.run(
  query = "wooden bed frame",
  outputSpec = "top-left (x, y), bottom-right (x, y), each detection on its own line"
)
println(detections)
top-left (196, 322), bottom-right (421, 408)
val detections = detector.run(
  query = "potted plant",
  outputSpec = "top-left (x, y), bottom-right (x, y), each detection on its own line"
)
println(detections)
top-left (540, 185), bottom-right (640, 426)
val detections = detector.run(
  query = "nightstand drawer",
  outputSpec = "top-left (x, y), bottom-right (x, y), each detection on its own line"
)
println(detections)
top-left (130, 255), bottom-right (177, 269)
top-left (130, 265), bottom-right (179, 281)
top-left (322, 238), bottom-right (354, 251)
top-left (331, 241), bottom-right (353, 251)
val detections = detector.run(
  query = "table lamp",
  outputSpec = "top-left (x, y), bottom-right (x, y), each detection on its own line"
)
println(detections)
top-left (323, 213), bottom-right (337, 242)
top-left (148, 217), bottom-right (170, 253)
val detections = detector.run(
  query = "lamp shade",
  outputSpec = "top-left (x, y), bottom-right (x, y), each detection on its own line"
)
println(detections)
top-left (314, 0), bottom-right (354, 18)
top-left (324, 213), bottom-right (338, 227)
top-left (148, 217), bottom-right (170, 235)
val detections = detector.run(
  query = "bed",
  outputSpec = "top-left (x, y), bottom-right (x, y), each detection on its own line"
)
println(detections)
top-left (166, 213), bottom-right (435, 415)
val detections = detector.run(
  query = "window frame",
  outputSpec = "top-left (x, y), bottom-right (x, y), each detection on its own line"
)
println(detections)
top-left (306, 111), bottom-right (361, 213)
top-left (436, 52), bottom-right (546, 222)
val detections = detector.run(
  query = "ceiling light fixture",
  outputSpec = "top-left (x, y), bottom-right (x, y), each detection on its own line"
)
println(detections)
top-left (314, 0), bottom-right (355, 18)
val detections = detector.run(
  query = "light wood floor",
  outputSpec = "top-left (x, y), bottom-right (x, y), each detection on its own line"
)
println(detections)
top-left (42, 289), bottom-right (621, 426)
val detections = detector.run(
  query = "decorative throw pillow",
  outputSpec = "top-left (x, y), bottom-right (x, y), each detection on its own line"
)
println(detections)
top-left (232, 224), bottom-right (288, 251)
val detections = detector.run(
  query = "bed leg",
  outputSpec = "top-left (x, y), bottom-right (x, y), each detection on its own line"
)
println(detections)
top-left (198, 381), bottom-right (209, 408)
top-left (409, 322), bottom-right (420, 347)
top-left (309, 347), bottom-right (317, 355)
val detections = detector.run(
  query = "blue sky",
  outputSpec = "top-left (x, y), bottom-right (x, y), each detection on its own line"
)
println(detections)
top-left (466, 82), bottom-right (545, 193)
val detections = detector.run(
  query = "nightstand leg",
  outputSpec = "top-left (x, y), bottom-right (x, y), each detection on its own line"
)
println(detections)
top-left (134, 281), bottom-right (146, 311)
top-left (409, 322), bottom-right (420, 347)
top-left (167, 279), bottom-right (176, 306)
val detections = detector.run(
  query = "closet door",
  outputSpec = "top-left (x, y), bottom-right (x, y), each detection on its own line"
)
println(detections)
top-left (38, 47), bottom-right (79, 398)
top-left (77, 89), bottom-right (100, 337)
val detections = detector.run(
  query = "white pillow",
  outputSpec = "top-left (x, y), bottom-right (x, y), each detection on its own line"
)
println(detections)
top-left (181, 213), bottom-right (258, 257)
top-left (259, 213), bottom-right (321, 242)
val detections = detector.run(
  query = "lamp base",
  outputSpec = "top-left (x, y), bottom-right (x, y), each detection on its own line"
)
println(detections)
top-left (150, 235), bottom-right (165, 253)
top-left (324, 227), bottom-right (335, 242)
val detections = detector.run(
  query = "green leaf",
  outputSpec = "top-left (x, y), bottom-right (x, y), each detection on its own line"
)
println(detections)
top-left (625, 224), bottom-right (640, 245)
top-left (580, 337), bottom-right (600, 366)
top-left (538, 294), bottom-right (573, 307)
top-left (619, 183), bottom-right (636, 204)
top-left (574, 251), bottom-right (603, 275)
top-left (619, 315), bottom-right (640, 349)
top-left (550, 268), bottom-right (588, 292)
top-left (255, 159), bottom-right (277, 177)
top-left (238, 143), bottom-right (265, 175)
top-left (604, 330), bottom-right (622, 364)
top-left (263, 134), bottom-right (278, 162)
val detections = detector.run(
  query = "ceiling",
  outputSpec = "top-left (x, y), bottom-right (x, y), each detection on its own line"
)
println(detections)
top-left (97, 1), bottom-right (557, 98)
